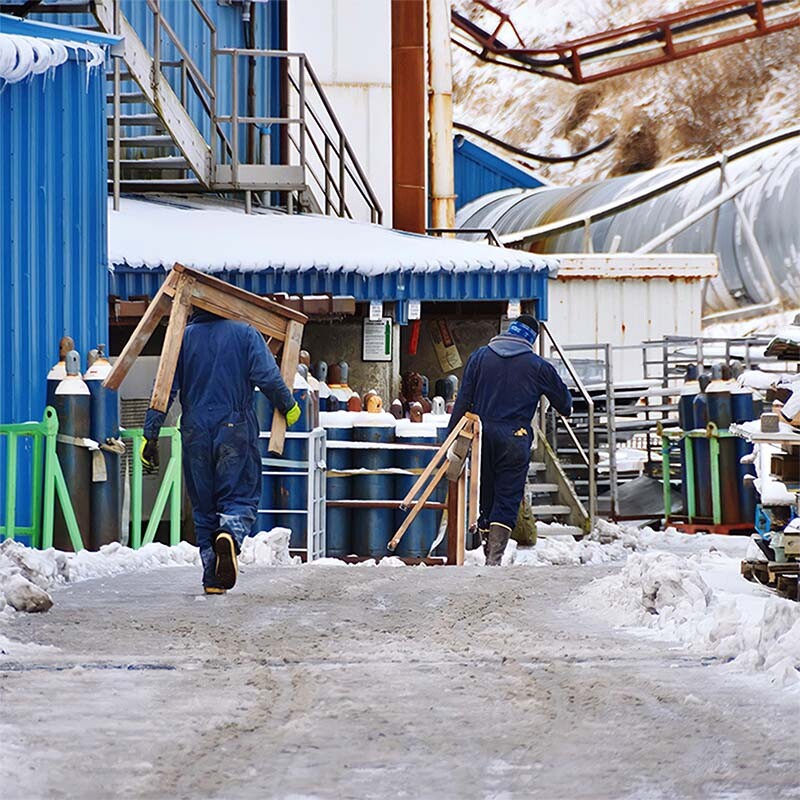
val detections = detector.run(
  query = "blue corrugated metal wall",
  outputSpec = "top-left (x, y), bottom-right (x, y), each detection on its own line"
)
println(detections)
top-left (0, 54), bottom-right (108, 526)
top-left (454, 135), bottom-right (544, 210)
top-left (32, 0), bottom-right (282, 161)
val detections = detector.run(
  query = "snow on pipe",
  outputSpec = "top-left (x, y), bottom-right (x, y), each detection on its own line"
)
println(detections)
top-left (0, 33), bottom-right (104, 85)
top-left (456, 132), bottom-right (800, 319)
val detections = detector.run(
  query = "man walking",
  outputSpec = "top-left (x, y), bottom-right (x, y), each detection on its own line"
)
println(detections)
top-left (141, 309), bottom-right (300, 594)
top-left (448, 315), bottom-right (572, 565)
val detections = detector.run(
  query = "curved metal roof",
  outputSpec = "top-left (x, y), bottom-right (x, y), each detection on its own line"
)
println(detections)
top-left (457, 134), bottom-right (800, 316)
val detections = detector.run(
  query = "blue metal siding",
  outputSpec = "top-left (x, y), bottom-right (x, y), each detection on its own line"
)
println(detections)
top-left (0, 56), bottom-right (108, 425)
top-left (454, 136), bottom-right (543, 210)
top-left (109, 265), bottom-right (549, 320)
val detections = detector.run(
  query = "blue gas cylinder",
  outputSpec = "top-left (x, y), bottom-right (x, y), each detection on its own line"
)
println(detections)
top-left (394, 422), bottom-right (438, 558)
top-left (46, 335), bottom-right (75, 408)
top-left (84, 347), bottom-right (122, 549)
top-left (53, 351), bottom-right (91, 550)
top-left (692, 374), bottom-right (713, 520)
top-left (678, 366), bottom-right (699, 517)
top-left (732, 385), bottom-right (757, 525)
top-left (352, 412), bottom-right (396, 558)
top-left (707, 366), bottom-right (739, 524)
top-left (321, 410), bottom-right (354, 557)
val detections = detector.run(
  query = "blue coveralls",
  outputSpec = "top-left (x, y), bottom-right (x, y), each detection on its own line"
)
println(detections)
top-left (448, 333), bottom-right (572, 531)
top-left (144, 311), bottom-right (294, 588)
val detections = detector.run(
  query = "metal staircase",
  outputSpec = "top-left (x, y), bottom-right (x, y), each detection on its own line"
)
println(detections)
top-left (13, 0), bottom-right (382, 220)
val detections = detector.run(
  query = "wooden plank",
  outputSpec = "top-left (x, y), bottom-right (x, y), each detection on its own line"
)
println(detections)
top-left (172, 263), bottom-right (308, 323)
top-left (468, 418), bottom-right (481, 531)
top-left (268, 319), bottom-right (304, 456)
top-left (388, 460), bottom-right (450, 551)
top-left (150, 275), bottom-right (194, 412)
top-left (456, 473), bottom-right (467, 566)
top-left (446, 482), bottom-right (459, 564)
top-left (103, 283), bottom-right (173, 390)
top-left (187, 282), bottom-right (291, 340)
top-left (399, 414), bottom-right (469, 508)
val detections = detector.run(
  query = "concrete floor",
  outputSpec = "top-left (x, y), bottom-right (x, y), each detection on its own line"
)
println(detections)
top-left (0, 563), bottom-right (797, 800)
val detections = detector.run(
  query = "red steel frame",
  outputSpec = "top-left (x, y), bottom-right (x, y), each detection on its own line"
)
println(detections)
top-left (453, 0), bottom-right (800, 83)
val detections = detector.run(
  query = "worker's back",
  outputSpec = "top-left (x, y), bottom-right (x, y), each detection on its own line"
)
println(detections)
top-left (456, 334), bottom-right (573, 428)
top-left (177, 311), bottom-right (261, 429)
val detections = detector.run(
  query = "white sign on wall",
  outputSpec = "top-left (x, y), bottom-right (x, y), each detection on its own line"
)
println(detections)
top-left (362, 318), bottom-right (393, 362)
top-left (408, 300), bottom-right (421, 320)
top-left (507, 299), bottom-right (521, 319)
top-left (369, 300), bottom-right (383, 321)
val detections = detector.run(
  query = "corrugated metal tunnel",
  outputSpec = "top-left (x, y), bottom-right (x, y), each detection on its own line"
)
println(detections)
top-left (456, 133), bottom-right (800, 318)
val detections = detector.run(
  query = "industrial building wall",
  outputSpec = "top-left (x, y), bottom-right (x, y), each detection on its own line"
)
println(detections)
top-left (287, 0), bottom-right (393, 224)
top-left (0, 57), bottom-right (108, 425)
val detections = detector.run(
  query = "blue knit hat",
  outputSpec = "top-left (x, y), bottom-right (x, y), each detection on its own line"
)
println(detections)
top-left (507, 314), bottom-right (539, 345)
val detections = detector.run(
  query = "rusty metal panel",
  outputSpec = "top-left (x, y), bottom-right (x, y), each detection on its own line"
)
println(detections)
top-left (392, 0), bottom-right (426, 233)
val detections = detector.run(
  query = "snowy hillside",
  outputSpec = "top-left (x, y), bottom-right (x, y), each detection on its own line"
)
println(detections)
top-left (452, 0), bottom-right (800, 185)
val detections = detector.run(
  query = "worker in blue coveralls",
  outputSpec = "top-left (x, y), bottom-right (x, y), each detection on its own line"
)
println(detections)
top-left (141, 310), bottom-right (301, 594)
top-left (448, 314), bottom-right (572, 566)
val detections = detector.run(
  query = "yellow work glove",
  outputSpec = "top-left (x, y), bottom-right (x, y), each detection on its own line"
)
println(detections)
top-left (285, 402), bottom-right (301, 428)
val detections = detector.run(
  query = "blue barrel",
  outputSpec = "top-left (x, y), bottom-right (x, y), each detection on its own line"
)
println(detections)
top-left (321, 411), bottom-right (353, 557)
top-left (732, 387), bottom-right (757, 525)
top-left (707, 378), bottom-right (739, 524)
top-left (53, 351), bottom-right (90, 551)
top-left (274, 373), bottom-right (312, 549)
top-left (253, 388), bottom-right (275, 535)
top-left (84, 352), bottom-right (122, 549)
top-left (394, 423), bottom-right (438, 558)
top-left (692, 377), bottom-right (712, 520)
top-left (352, 413), bottom-right (396, 558)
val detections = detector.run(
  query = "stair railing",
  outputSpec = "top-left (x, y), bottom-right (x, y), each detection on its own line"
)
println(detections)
top-left (538, 321), bottom-right (597, 528)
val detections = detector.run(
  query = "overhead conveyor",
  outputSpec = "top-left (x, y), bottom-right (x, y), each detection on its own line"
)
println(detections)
top-left (452, 0), bottom-right (800, 83)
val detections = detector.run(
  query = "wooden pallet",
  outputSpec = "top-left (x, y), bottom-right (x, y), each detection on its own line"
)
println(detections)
top-left (103, 263), bottom-right (307, 455)
top-left (741, 559), bottom-right (799, 600)
top-left (672, 522), bottom-right (755, 536)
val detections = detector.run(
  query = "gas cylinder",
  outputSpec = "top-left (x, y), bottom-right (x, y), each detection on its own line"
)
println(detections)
top-left (84, 345), bottom-right (122, 549)
top-left (352, 412), bottom-right (396, 558)
top-left (678, 365), bottom-right (700, 516)
top-left (731, 381), bottom-right (758, 526)
top-left (394, 422), bottom-right (438, 558)
top-left (46, 335), bottom-right (75, 407)
top-left (692, 373), bottom-right (713, 520)
top-left (706, 364), bottom-right (739, 524)
top-left (321, 410), bottom-right (354, 557)
top-left (53, 351), bottom-right (90, 550)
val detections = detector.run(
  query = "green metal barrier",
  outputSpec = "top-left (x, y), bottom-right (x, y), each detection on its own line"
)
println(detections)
top-left (660, 422), bottom-right (735, 527)
top-left (1, 406), bottom-right (83, 551)
top-left (1, 408), bottom-right (182, 551)
top-left (120, 426), bottom-right (182, 549)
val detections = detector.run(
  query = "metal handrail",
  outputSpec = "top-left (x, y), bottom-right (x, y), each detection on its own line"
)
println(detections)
top-left (538, 321), bottom-right (597, 526)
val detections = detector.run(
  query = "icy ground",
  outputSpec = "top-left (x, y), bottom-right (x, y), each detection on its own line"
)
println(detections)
top-left (1, 526), bottom-right (798, 798)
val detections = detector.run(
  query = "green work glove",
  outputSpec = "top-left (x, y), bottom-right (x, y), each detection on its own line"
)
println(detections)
top-left (140, 438), bottom-right (160, 474)
top-left (285, 402), bottom-right (301, 428)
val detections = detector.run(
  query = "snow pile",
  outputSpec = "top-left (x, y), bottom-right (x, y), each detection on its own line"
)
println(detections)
top-left (578, 549), bottom-right (800, 687)
top-left (109, 196), bottom-right (555, 276)
top-left (240, 528), bottom-right (300, 567)
top-left (0, 529), bottom-right (299, 613)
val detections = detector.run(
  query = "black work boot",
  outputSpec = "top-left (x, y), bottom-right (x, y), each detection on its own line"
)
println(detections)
top-left (213, 531), bottom-right (239, 590)
top-left (485, 523), bottom-right (511, 566)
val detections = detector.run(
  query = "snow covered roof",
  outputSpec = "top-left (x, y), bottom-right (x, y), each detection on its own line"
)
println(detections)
top-left (108, 197), bottom-right (556, 277)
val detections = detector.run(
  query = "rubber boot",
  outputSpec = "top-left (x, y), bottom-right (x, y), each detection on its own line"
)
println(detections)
top-left (485, 523), bottom-right (511, 566)
top-left (214, 531), bottom-right (239, 590)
